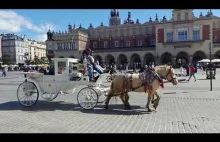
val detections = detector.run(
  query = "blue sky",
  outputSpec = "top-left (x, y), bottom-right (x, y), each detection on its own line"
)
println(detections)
top-left (0, 9), bottom-right (219, 42)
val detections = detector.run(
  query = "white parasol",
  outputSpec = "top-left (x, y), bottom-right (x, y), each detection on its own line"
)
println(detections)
top-left (198, 59), bottom-right (210, 62)
top-left (211, 59), bottom-right (220, 63)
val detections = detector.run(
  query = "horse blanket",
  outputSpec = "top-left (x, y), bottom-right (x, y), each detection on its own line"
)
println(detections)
top-left (121, 67), bottom-right (164, 94)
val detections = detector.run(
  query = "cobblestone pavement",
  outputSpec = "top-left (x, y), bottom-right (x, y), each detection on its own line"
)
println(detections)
top-left (0, 71), bottom-right (220, 133)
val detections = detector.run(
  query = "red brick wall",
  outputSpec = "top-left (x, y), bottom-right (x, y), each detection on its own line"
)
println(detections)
top-left (157, 29), bottom-right (164, 43)
top-left (202, 25), bottom-right (210, 40)
top-left (90, 34), bottom-right (155, 48)
top-left (213, 28), bottom-right (220, 41)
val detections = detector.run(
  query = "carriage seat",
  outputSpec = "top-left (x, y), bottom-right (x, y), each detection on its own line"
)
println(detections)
top-left (69, 72), bottom-right (83, 81)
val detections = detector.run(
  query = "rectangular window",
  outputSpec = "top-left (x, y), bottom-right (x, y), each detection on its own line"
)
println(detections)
top-left (193, 31), bottom-right (200, 40)
top-left (213, 36), bottom-right (217, 42)
top-left (178, 31), bottom-right (187, 41)
top-left (126, 41), bottom-right (130, 47)
top-left (72, 42), bottom-right (76, 49)
top-left (69, 42), bottom-right (72, 50)
top-left (104, 41), bottom-right (108, 48)
top-left (93, 42), bottom-right (97, 48)
top-left (151, 40), bottom-right (155, 45)
top-left (138, 40), bottom-right (142, 46)
top-left (167, 32), bottom-right (173, 42)
top-left (115, 41), bottom-right (119, 47)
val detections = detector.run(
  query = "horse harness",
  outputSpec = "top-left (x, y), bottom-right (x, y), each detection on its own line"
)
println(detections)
top-left (122, 66), bottom-right (175, 94)
top-left (123, 69), bottom-right (162, 94)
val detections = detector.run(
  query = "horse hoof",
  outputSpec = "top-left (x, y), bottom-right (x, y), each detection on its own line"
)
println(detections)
top-left (153, 105), bottom-right (157, 110)
top-left (147, 108), bottom-right (152, 112)
top-left (104, 106), bottom-right (109, 109)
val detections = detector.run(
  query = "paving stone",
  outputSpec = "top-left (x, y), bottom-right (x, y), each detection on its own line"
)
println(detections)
top-left (1, 71), bottom-right (220, 133)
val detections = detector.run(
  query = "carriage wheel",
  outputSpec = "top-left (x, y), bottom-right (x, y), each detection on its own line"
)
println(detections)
top-left (77, 87), bottom-right (98, 110)
top-left (17, 82), bottom-right (39, 107)
top-left (96, 84), bottom-right (108, 103)
top-left (41, 92), bottom-right (59, 102)
top-left (106, 75), bottom-right (112, 82)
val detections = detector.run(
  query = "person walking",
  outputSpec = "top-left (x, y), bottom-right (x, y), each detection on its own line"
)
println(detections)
top-left (187, 64), bottom-right (196, 82)
top-left (2, 67), bottom-right (6, 77)
top-left (180, 65), bottom-right (184, 76)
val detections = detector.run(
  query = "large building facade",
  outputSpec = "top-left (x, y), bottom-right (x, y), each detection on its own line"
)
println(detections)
top-left (1, 33), bottom-right (29, 64)
top-left (1, 33), bottom-right (47, 64)
top-left (28, 40), bottom-right (46, 61)
top-left (46, 9), bottom-right (220, 68)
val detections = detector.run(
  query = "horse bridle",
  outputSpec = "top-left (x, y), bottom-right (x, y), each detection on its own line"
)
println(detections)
top-left (165, 66), bottom-right (176, 83)
top-left (158, 66), bottom-right (176, 83)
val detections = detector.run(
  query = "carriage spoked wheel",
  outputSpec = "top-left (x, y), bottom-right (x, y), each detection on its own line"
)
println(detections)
top-left (77, 87), bottom-right (98, 110)
top-left (106, 75), bottom-right (112, 82)
top-left (41, 92), bottom-right (59, 102)
top-left (17, 82), bottom-right (39, 107)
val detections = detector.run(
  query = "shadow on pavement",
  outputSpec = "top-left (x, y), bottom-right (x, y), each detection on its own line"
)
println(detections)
top-left (197, 79), bottom-right (209, 80)
top-left (0, 100), bottom-right (151, 115)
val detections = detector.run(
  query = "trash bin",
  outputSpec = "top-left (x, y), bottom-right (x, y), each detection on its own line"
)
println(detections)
top-left (206, 68), bottom-right (216, 79)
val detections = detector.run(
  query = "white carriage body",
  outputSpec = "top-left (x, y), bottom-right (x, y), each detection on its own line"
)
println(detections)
top-left (23, 58), bottom-right (101, 94)
top-left (18, 57), bottom-right (110, 108)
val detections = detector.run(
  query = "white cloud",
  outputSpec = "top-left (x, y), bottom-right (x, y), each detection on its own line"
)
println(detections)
top-left (0, 10), bottom-right (56, 37)
top-left (34, 34), bottom-right (47, 42)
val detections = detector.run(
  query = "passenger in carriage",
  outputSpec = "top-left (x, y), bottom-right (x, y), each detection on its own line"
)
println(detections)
top-left (48, 65), bottom-right (55, 75)
top-left (39, 65), bottom-right (48, 75)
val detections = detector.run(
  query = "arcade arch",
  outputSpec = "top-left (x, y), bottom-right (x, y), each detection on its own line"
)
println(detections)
top-left (214, 51), bottom-right (220, 59)
top-left (69, 55), bottom-right (75, 58)
top-left (192, 51), bottom-right (206, 63)
top-left (130, 53), bottom-right (141, 68)
top-left (160, 52), bottom-right (173, 65)
top-left (117, 54), bottom-right (128, 65)
top-left (105, 54), bottom-right (115, 66)
top-left (144, 53), bottom-right (155, 66)
top-left (94, 55), bottom-right (103, 65)
top-left (176, 51), bottom-right (189, 67)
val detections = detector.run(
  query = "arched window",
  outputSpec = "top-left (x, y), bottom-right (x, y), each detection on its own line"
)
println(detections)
top-left (185, 13), bottom-right (188, 20)
top-left (177, 13), bottom-right (180, 21)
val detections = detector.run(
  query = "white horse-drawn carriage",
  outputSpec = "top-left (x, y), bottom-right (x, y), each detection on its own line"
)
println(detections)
top-left (17, 58), bottom-right (109, 109)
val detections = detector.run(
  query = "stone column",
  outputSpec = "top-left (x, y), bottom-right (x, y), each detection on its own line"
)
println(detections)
top-left (141, 57), bottom-right (145, 67)
top-left (189, 55), bottom-right (193, 64)
top-left (156, 55), bottom-right (160, 66)
top-left (172, 56), bottom-right (176, 65)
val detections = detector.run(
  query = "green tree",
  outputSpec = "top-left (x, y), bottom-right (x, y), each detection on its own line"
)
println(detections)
top-left (40, 57), bottom-right (49, 64)
top-left (34, 56), bottom-right (41, 65)
top-left (2, 55), bottom-right (12, 65)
